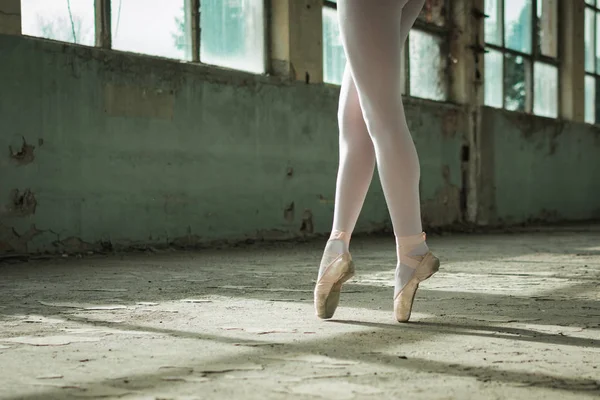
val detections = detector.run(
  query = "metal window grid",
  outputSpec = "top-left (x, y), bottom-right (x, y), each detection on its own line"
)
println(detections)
top-left (585, 1), bottom-right (600, 123)
top-left (484, 0), bottom-right (561, 114)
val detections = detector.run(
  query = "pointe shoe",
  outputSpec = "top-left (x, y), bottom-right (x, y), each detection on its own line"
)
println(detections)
top-left (394, 252), bottom-right (439, 322)
top-left (314, 252), bottom-right (355, 319)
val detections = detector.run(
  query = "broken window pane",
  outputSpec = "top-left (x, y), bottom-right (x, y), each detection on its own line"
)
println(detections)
top-left (485, 0), bottom-right (503, 46)
top-left (533, 62), bottom-right (557, 118)
top-left (323, 7), bottom-right (346, 85)
top-left (585, 8), bottom-right (596, 73)
top-left (21, 0), bottom-right (95, 46)
top-left (409, 30), bottom-right (447, 101)
top-left (484, 49), bottom-right (503, 108)
top-left (111, 0), bottom-right (189, 60)
top-left (505, 0), bottom-right (532, 54)
top-left (504, 53), bottom-right (529, 112)
top-left (419, 0), bottom-right (447, 27)
top-left (536, 0), bottom-right (557, 58)
top-left (201, 0), bottom-right (265, 73)
top-left (585, 75), bottom-right (596, 124)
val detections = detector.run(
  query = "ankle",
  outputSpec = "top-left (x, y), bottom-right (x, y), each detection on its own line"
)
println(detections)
top-left (324, 231), bottom-right (351, 256)
top-left (329, 230), bottom-right (351, 247)
top-left (395, 232), bottom-right (428, 261)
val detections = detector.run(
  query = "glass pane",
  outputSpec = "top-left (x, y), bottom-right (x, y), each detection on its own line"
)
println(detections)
top-left (536, 0), bottom-right (557, 57)
top-left (585, 8), bottom-right (596, 73)
top-left (419, 0), bottom-right (446, 27)
top-left (21, 0), bottom-right (95, 45)
top-left (484, 49), bottom-right (503, 108)
top-left (505, 0), bottom-right (532, 54)
top-left (596, 78), bottom-right (600, 124)
top-left (597, 13), bottom-right (600, 73)
top-left (409, 30), bottom-right (447, 101)
top-left (585, 0), bottom-right (595, 5)
top-left (585, 75), bottom-right (595, 124)
top-left (111, 0), bottom-right (189, 60)
top-left (533, 62), bottom-right (557, 118)
top-left (323, 7), bottom-right (346, 85)
top-left (504, 53), bottom-right (529, 112)
top-left (401, 45), bottom-right (407, 95)
top-left (201, 0), bottom-right (265, 73)
top-left (485, 0), bottom-right (502, 45)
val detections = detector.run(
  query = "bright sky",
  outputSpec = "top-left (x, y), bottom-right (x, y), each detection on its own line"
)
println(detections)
top-left (504, 0), bottom-right (530, 22)
top-left (21, 0), bottom-right (184, 59)
top-left (486, 0), bottom-right (531, 24)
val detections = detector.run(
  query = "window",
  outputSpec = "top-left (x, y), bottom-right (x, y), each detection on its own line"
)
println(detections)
top-left (21, 0), bottom-right (95, 46)
top-left (404, 0), bottom-right (449, 101)
top-left (322, 0), bottom-right (448, 101)
top-left (585, 0), bottom-right (600, 124)
top-left (200, 0), bottom-right (265, 73)
top-left (408, 0), bottom-right (449, 100)
top-left (111, 0), bottom-right (189, 60)
top-left (408, 29), bottom-right (447, 101)
top-left (484, 0), bottom-right (559, 118)
top-left (19, 0), bottom-right (265, 73)
top-left (323, 1), bottom-right (346, 85)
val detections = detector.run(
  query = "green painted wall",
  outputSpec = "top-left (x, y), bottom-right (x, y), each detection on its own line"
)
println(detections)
top-left (482, 107), bottom-right (600, 224)
top-left (0, 35), bottom-right (463, 253)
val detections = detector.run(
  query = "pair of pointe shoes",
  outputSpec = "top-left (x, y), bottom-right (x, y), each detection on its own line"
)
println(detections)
top-left (313, 235), bottom-right (439, 322)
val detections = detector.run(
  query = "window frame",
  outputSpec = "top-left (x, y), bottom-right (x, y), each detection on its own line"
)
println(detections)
top-left (322, 0), bottom-right (345, 85)
top-left (484, 0), bottom-right (561, 116)
top-left (585, 0), bottom-right (600, 124)
top-left (407, 10), bottom-right (451, 100)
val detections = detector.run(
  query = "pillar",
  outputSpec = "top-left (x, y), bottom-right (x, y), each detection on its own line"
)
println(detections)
top-left (269, 0), bottom-right (323, 83)
top-left (0, 0), bottom-right (21, 35)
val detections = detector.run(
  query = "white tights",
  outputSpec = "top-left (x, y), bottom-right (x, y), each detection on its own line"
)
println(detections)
top-left (332, 0), bottom-right (426, 241)
top-left (320, 0), bottom-right (430, 291)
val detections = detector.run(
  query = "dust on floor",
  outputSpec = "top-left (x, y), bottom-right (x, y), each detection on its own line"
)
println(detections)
top-left (0, 229), bottom-right (599, 400)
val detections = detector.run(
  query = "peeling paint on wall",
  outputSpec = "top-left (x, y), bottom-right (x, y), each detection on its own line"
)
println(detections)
top-left (0, 224), bottom-right (42, 253)
top-left (5, 189), bottom-right (37, 217)
top-left (284, 202), bottom-right (295, 222)
top-left (8, 137), bottom-right (35, 166)
top-left (53, 237), bottom-right (97, 254)
top-left (300, 209), bottom-right (314, 234)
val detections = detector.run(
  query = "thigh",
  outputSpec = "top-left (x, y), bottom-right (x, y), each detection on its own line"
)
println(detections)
top-left (337, 0), bottom-right (407, 113)
top-left (400, 0), bottom-right (426, 44)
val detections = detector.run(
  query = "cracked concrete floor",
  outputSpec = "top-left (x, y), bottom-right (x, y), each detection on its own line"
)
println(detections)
top-left (1, 228), bottom-right (599, 400)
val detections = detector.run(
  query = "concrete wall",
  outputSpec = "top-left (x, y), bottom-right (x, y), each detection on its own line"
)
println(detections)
top-left (481, 107), bottom-right (600, 224)
top-left (0, 34), bottom-right (464, 254)
top-left (2, 33), bottom-right (598, 255)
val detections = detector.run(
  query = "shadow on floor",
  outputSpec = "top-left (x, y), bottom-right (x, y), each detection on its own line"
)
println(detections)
top-left (2, 313), bottom-right (599, 400)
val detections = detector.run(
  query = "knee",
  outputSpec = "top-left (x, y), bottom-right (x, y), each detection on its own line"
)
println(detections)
top-left (338, 109), bottom-right (370, 146)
